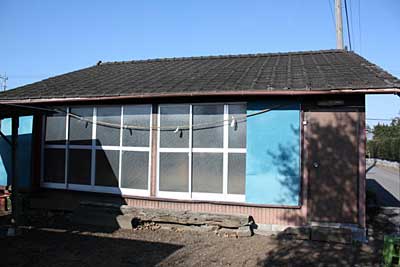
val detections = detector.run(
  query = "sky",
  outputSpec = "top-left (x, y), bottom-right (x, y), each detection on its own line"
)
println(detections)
top-left (1, 0), bottom-right (399, 126)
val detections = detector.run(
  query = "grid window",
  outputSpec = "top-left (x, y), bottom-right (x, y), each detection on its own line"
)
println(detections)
top-left (192, 153), bottom-right (223, 193)
top-left (69, 107), bottom-right (93, 145)
top-left (160, 105), bottom-right (190, 148)
top-left (45, 108), bottom-right (66, 145)
top-left (192, 104), bottom-right (224, 148)
top-left (42, 105), bottom-right (152, 196)
top-left (158, 103), bottom-right (246, 202)
top-left (228, 104), bottom-right (247, 148)
top-left (121, 151), bottom-right (149, 190)
top-left (42, 103), bottom-right (246, 202)
top-left (43, 148), bottom-right (65, 183)
top-left (123, 105), bottom-right (151, 147)
top-left (159, 152), bottom-right (189, 192)
top-left (227, 153), bottom-right (246, 194)
top-left (68, 149), bottom-right (92, 185)
top-left (96, 106), bottom-right (121, 146)
top-left (95, 150), bottom-right (119, 187)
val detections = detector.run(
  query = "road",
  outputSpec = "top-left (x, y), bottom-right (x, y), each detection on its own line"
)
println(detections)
top-left (366, 163), bottom-right (400, 207)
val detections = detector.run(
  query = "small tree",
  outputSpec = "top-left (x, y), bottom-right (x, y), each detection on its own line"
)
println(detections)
top-left (367, 117), bottom-right (400, 162)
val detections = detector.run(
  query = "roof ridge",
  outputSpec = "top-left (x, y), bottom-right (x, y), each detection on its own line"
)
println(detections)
top-left (100, 49), bottom-right (347, 66)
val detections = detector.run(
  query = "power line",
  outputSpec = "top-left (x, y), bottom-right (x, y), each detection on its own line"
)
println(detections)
top-left (348, 0), bottom-right (355, 51)
top-left (344, 0), bottom-right (352, 50)
top-left (0, 103), bottom-right (289, 131)
top-left (327, 0), bottom-right (336, 32)
top-left (366, 118), bottom-right (396, 121)
top-left (3, 103), bottom-right (396, 129)
top-left (357, 0), bottom-right (362, 53)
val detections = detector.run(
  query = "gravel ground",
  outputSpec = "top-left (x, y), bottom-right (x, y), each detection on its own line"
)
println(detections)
top-left (0, 216), bottom-right (385, 267)
top-left (1, 205), bottom-right (398, 267)
top-left (0, 227), bottom-right (381, 267)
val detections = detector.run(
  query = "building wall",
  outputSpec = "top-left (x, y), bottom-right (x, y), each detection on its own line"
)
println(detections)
top-left (29, 94), bottom-right (366, 227)
top-left (125, 198), bottom-right (306, 226)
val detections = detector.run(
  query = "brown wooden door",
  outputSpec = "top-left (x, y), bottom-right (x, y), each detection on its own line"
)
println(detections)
top-left (306, 110), bottom-right (359, 224)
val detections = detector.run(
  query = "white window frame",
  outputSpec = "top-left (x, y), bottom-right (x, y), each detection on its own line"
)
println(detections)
top-left (157, 103), bottom-right (246, 202)
top-left (41, 104), bottom-right (152, 197)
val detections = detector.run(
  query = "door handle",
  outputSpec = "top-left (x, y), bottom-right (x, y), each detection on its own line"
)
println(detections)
top-left (313, 162), bottom-right (319, 168)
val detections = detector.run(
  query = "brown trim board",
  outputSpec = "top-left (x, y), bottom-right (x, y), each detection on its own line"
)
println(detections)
top-left (0, 88), bottom-right (398, 105)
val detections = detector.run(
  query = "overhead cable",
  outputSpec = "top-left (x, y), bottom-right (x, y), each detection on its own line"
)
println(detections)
top-left (0, 103), bottom-right (289, 131)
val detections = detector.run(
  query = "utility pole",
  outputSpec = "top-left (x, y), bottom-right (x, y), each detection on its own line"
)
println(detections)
top-left (0, 73), bottom-right (8, 91)
top-left (335, 0), bottom-right (344, 49)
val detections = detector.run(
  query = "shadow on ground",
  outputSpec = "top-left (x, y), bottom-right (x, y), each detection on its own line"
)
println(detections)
top-left (366, 159), bottom-right (377, 174)
top-left (1, 208), bottom-right (394, 267)
top-left (256, 205), bottom-right (399, 267)
top-left (257, 239), bottom-right (378, 267)
top-left (257, 206), bottom-right (399, 266)
top-left (366, 179), bottom-right (400, 207)
top-left (1, 228), bottom-right (183, 267)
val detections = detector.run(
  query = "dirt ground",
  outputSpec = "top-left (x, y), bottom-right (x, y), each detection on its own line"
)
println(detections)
top-left (0, 207), bottom-right (396, 267)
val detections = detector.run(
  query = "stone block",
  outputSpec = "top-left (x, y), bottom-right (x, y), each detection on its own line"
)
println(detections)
top-left (218, 227), bottom-right (252, 238)
top-left (278, 227), bottom-right (311, 240)
top-left (311, 227), bottom-right (352, 244)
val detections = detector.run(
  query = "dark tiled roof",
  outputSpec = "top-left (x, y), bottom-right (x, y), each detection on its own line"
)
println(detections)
top-left (1, 49), bottom-right (399, 102)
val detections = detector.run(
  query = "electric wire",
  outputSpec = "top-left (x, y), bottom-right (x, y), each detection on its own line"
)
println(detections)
top-left (327, 0), bottom-right (336, 32)
top-left (348, 0), bottom-right (355, 51)
top-left (0, 103), bottom-right (289, 131)
top-left (357, 0), bottom-right (362, 53)
top-left (366, 118), bottom-right (396, 121)
top-left (344, 0), bottom-right (352, 50)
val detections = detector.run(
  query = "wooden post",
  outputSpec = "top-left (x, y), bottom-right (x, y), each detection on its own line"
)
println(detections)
top-left (358, 109), bottom-right (366, 229)
top-left (30, 115), bottom-right (44, 191)
top-left (150, 104), bottom-right (158, 197)
top-left (11, 116), bottom-right (19, 227)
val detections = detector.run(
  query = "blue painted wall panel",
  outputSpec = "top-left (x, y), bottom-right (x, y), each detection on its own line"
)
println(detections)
top-left (0, 119), bottom-right (11, 186)
top-left (17, 116), bottom-right (33, 188)
top-left (245, 101), bottom-right (301, 205)
top-left (0, 116), bottom-right (33, 188)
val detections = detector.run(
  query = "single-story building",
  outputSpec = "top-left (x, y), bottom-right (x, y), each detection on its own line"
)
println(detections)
top-left (0, 50), bottom-right (399, 236)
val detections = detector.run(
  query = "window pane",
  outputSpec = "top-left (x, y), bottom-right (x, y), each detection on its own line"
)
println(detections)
top-left (68, 149), bottom-right (91, 185)
top-left (159, 153), bottom-right (188, 192)
top-left (95, 150), bottom-right (119, 187)
top-left (96, 106), bottom-right (121, 146)
top-left (43, 148), bottom-right (65, 183)
top-left (69, 107), bottom-right (93, 145)
top-left (193, 105), bottom-right (224, 148)
top-left (121, 151), bottom-right (148, 189)
top-left (160, 105), bottom-right (190, 148)
top-left (45, 108), bottom-right (66, 145)
top-left (228, 153), bottom-right (246, 194)
top-left (228, 104), bottom-right (247, 148)
top-left (123, 105), bottom-right (151, 147)
top-left (192, 153), bottom-right (223, 193)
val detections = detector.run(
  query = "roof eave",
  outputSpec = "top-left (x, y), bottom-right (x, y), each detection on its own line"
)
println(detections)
top-left (0, 88), bottom-right (399, 105)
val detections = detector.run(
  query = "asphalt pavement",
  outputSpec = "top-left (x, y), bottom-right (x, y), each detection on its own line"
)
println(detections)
top-left (366, 163), bottom-right (400, 207)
